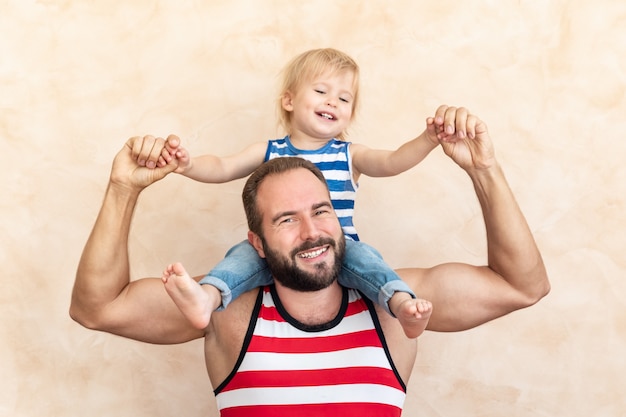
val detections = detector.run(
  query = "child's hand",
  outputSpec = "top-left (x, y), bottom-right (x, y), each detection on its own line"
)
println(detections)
top-left (156, 135), bottom-right (192, 173)
top-left (424, 116), bottom-right (442, 146)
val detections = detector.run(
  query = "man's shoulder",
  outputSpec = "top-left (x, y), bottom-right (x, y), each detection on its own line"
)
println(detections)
top-left (211, 289), bottom-right (259, 328)
top-left (373, 302), bottom-right (405, 342)
top-left (206, 289), bottom-right (258, 351)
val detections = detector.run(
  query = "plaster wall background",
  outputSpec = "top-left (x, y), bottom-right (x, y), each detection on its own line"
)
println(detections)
top-left (1, 1), bottom-right (625, 416)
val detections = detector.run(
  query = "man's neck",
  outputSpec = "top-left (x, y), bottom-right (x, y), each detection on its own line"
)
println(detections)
top-left (273, 281), bottom-right (344, 326)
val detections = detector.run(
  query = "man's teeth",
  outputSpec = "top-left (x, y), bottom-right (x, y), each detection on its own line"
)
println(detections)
top-left (299, 247), bottom-right (327, 258)
top-left (320, 113), bottom-right (333, 120)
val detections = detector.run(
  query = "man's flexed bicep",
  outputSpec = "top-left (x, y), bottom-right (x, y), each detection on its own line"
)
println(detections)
top-left (396, 262), bottom-right (537, 332)
top-left (82, 277), bottom-right (205, 344)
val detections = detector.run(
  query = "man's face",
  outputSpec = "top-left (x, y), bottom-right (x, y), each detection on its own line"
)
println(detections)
top-left (250, 168), bottom-right (345, 292)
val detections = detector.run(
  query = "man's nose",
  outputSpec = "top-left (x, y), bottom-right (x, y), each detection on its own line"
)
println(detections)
top-left (299, 217), bottom-right (321, 241)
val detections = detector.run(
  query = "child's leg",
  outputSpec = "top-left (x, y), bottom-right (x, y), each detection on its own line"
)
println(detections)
top-left (198, 240), bottom-right (273, 310)
top-left (162, 262), bottom-right (221, 330)
top-left (338, 239), bottom-right (416, 314)
top-left (338, 240), bottom-right (429, 338)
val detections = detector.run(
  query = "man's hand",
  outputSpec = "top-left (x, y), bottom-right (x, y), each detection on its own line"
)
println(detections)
top-left (427, 105), bottom-right (496, 172)
top-left (110, 135), bottom-right (179, 192)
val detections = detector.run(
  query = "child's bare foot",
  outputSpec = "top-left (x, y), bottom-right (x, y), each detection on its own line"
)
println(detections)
top-left (161, 262), bottom-right (221, 330)
top-left (389, 293), bottom-right (433, 339)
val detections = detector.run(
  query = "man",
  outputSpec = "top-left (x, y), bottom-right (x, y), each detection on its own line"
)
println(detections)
top-left (70, 106), bottom-right (549, 415)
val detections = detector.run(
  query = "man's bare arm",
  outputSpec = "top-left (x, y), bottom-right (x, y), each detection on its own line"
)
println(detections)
top-left (70, 137), bottom-right (205, 344)
top-left (399, 106), bottom-right (549, 331)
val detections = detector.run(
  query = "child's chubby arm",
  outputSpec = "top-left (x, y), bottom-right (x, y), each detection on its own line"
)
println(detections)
top-left (350, 114), bottom-right (442, 179)
top-left (155, 135), bottom-right (268, 183)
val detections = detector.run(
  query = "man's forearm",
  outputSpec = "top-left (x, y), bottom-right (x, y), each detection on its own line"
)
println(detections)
top-left (70, 182), bottom-right (140, 326)
top-left (470, 163), bottom-right (550, 303)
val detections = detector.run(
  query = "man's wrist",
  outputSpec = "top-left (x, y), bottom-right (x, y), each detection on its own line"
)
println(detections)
top-left (467, 162), bottom-right (510, 200)
top-left (106, 179), bottom-right (142, 202)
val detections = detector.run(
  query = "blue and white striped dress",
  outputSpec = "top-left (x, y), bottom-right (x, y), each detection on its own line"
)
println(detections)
top-left (264, 136), bottom-right (359, 241)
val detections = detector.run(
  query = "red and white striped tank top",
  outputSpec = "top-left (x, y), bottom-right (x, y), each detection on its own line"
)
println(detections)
top-left (214, 285), bottom-right (406, 417)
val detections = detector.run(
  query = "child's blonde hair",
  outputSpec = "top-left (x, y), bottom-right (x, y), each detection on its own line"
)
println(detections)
top-left (277, 48), bottom-right (360, 141)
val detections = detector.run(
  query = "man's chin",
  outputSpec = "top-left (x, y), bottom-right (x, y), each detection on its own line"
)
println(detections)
top-left (296, 257), bottom-right (332, 273)
top-left (275, 263), bottom-right (338, 292)
top-left (284, 275), bottom-right (337, 293)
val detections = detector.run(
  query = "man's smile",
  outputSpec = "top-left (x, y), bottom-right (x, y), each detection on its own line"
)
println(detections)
top-left (297, 245), bottom-right (329, 259)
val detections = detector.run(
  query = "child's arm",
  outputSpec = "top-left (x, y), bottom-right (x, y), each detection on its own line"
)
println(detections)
top-left (350, 116), bottom-right (440, 179)
top-left (158, 135), bottom-right (268, 183)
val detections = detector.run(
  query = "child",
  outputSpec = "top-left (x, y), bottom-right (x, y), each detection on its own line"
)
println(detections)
top-left (154, 48), bottom-right (438, 338)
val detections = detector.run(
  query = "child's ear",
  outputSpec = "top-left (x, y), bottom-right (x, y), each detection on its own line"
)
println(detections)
top-left (281, 91), bottom-right (294, 111)
top-left (248, 231), bottom-right (266, 258)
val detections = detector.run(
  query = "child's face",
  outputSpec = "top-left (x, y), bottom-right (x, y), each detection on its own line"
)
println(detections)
top-left (283, 70), bottom-right (355, 141)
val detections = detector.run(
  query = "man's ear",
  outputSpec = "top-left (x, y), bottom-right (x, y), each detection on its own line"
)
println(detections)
top-left (248, 231), bottom-right (266, 258)
top-left (281, 91), bottom-right (294, 111)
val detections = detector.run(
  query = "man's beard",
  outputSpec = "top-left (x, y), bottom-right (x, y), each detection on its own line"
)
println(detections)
top-left (262, 236), bottom-right (345, 292)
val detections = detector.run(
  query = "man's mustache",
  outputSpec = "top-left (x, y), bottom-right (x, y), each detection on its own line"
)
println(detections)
top-left (290, 237), bottom-right (336, 259)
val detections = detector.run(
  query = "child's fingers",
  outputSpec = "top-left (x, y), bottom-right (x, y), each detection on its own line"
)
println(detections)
top-left (164, 134), bottom-right (181, 155)
top-left (157, 155), bottom-right (167, 167)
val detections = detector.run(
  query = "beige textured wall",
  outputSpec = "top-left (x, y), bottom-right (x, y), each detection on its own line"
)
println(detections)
top-left (2, 1), bottom-right (625, 416)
